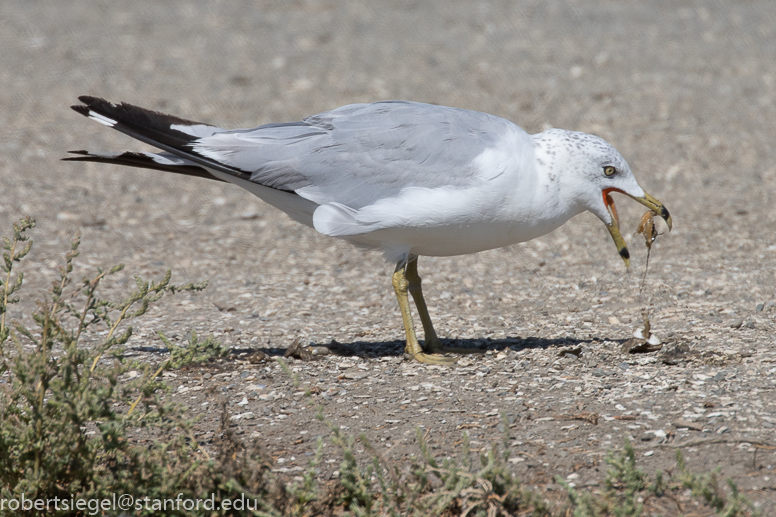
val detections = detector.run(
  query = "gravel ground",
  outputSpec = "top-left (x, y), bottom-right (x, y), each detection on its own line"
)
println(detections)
top-left (2, 1), bottom-right (776, 512)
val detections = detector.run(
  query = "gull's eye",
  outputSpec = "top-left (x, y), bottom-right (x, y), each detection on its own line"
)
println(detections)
top-left (603, 166), bottom-right (616, 177)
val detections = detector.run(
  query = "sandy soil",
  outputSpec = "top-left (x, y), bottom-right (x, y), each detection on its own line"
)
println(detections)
top-left (2, 1), bottom-right (776, 512)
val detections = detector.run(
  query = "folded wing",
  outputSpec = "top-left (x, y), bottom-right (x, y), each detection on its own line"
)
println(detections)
top-left (67, 97), bottom-right (516, 236)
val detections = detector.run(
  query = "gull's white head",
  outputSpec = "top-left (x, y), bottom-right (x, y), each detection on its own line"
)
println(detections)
top-left (532, 129), bottom-right (672, 267)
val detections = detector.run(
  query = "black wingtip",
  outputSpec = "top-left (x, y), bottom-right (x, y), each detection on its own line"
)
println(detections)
top-left (62, 150), bottom-right (89, 160)
top-left (71, 104), bottom-right (89, 117)
top-left (67, 95), bottom-right (255, 183)
top-left (73, 95), bottom-right (108, 114)
top-left (61, 149), bottom-right (225, 182)
top-left (73, 96), bottom-right (118, 117)
top-left (67, 150), bottom-right (89, 154)
top-left (78, 95), bottom-right (105, 105)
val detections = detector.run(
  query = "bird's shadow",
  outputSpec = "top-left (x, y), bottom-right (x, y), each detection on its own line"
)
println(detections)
top-left (238, 335), bottom-right (602, 360)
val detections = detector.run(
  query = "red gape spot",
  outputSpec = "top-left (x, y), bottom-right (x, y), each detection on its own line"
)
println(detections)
top-left (602, 188), bottom-right (624, 225)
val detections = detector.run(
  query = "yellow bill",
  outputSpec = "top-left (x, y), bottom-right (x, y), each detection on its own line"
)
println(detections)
top-left (603, 188), bottom-right (672, 268)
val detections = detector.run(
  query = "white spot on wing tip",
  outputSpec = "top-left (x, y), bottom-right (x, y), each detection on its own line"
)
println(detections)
top-left (88, 111), bottom-right (117, 127)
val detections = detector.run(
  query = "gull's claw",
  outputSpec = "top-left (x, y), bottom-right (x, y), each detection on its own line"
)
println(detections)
top-left (406, 351), bottom-right (458, 365)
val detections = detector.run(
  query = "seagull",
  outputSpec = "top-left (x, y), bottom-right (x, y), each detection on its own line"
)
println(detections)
top-left (65, 96), bottom-right (672, 364)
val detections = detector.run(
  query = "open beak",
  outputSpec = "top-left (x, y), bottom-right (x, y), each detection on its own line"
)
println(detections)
top-left (603, 189), bottom-right (672, 268)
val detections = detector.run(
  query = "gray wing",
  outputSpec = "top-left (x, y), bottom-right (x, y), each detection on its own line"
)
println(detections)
top-left (192, 101), bottom-right (517, 209)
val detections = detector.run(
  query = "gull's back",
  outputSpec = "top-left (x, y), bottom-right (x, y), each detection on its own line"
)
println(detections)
top-left (194, 101), bottom-right (519, 210)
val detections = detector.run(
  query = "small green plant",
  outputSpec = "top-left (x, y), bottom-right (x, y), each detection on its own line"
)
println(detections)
top-left (163, 330), bottom-right (230, 369)
top-left (604, 439), bottom-right (646, 516)
top-left (558, 440), bottom-right (645, 517)
top-left (285, 438), bottom-right (324, 517)
top-left (312, 408), bottom-right (549, 517)
top-left (0, 216), bottom-right (35, 356)
top-left (558, 439), bottom-right (761, 517)
top-left (676, 450), bottom-right (758, 517)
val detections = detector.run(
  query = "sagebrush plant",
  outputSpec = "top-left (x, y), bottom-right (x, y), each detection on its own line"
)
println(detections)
top-left (675, 450), bottom-right (759, 517)
top-left (558, 440), bottom-right (646, 517)
top-left (557, 439), bottom-right (761, 517)
top-left (163, 330), bottom-right (230, 369)
top-left (0, 218), bottom-right (275, 516)
top-left (310, 403), bottom-right (551, 516)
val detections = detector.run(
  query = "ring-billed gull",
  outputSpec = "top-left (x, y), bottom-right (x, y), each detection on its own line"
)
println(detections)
top-left (65, 97), bottom-right (672, 364)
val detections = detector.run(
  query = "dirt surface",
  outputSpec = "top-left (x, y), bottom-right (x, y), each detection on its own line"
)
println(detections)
top-left (2, 1), bottom-right (776, 512)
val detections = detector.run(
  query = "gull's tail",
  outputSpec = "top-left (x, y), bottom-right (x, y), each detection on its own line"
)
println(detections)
top-left (65, 96), bottom-right (319, 227)
top-left (63, 96), bottom-right (251, 182)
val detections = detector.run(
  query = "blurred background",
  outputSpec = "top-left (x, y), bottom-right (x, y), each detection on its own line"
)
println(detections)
top-left (1, 1), bottom-right (775, 347)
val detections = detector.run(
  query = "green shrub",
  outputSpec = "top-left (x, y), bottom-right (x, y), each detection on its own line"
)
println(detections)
top-left (0, 218), bottom-right (273, 516)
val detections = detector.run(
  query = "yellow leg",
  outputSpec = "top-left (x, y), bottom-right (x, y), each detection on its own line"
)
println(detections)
top-left (404, 258), bottom-right (440, 346)
top-left (405, 258), bottom-right (484, 355)
top-left (393, 261), bottom-right (456, 364)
